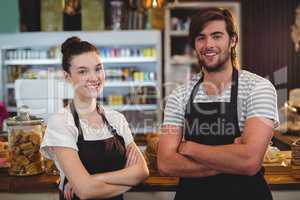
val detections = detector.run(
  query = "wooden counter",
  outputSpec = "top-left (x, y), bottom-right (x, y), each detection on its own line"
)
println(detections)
top-left (272, 131), bottom-right (299, 150)
top-left (0, 169), bottom-right (59, 193)
top-left (1, 131), bottom-right (299, 193)
top-left (1, 168), bottom-right (300, 193)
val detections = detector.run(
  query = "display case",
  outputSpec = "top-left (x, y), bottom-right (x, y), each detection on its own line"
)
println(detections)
top-left (0, 31), bottom-right (162, 134)
top-left (164, 2), bottom-right (241, 96)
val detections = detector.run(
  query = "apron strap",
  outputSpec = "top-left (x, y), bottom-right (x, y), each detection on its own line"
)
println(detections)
top-left (184, 73), bottom-right (204, 119)
top-left (230, 67), bottom-right (239, 108)
top-left (70, 100), bottom-right (120, 137)
top-left (70, 101), bottom-right (84, 140)
top-left (184, 67), bottom-right (240, 136)
top-left (185, 68), bottom-right (239, 115)
top-left (96, 104), bottom-right (119, 137)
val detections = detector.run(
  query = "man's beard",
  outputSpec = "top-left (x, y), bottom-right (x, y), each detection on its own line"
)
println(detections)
top-left (197, 48), bottom-right (232, 73)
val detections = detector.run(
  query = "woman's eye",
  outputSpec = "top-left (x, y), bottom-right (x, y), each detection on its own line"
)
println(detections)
top-left (79, 70), bottom-right (87, 74)
top-left (95, 67), bottom-right (102, 72)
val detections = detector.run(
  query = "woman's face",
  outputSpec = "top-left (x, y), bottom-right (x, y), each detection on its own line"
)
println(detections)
top-left (65, 51), bottom-right (105, 99)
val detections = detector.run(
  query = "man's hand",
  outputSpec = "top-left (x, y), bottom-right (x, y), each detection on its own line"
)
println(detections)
top-left (179, 135), bottom-right (244, 156)
top-left (64, 182), bottom-right (74, 200)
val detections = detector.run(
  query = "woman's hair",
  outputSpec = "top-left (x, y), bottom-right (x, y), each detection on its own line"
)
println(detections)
top-left (189, 7), bottom-right (239, 67)
top-left (61, 36), bottom-right (98, 73)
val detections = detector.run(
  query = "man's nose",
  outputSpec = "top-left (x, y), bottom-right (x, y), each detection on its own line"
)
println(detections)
top-left (205, 37), bottom-right (214, 48)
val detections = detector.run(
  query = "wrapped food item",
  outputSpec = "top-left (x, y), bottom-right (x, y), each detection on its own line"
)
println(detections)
top-left (291, 139), bottom-right (300, 178)
top-left (263, 145), bottom-right (291, 166)
top-left (144, 133), bottom-right (159, 174)
top-left (0, 141), bottom-right (9, 168)
top-left (279, 89), bottom-right (300, 135)
top-left (44, 159), bottom-right (59, 175)
top-left (6, 105), bottom-right (44, 176)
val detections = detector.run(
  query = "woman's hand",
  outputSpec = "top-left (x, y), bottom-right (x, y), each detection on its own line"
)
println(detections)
top-left (234, 136), bottom-right (243, 144)
top-left (125, 144), bottom-right (139, 167)
top-left (64, 182), bottom-right (74, 200)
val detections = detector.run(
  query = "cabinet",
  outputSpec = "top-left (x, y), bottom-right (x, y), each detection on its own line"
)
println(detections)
top-left (0, 31), bottom-right (162, 134)
top-left (164, 2), bottom-right (241, 96)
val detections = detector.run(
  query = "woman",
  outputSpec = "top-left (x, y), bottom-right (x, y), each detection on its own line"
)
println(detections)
top-left (41, 36), bottom-right (149, 200)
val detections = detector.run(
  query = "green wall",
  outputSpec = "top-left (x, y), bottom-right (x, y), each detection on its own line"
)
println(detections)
top-left (0, 0), bottom-right (19, 33)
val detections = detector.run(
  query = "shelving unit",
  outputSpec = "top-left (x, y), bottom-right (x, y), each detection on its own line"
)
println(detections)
top-left (0, 31), bottom-right (162, 134)
top-left (4, 57), bottom-right (157, 65)
top-left (164, 2), bottom-right (241, 96)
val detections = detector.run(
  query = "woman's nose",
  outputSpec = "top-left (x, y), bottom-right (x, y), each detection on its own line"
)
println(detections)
top-left (88, 71), bottom-right (98, 81)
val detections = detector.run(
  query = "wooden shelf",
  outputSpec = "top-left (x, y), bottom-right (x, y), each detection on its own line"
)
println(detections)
top-left (169, 30), bottom-right (189, 36)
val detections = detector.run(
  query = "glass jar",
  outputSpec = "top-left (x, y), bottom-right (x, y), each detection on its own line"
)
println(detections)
top-left (7, 106), bottom-right (44, 176)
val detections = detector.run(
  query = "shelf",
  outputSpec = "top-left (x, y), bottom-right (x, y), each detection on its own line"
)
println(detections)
top-left (1, 31), bottom-right (162, 128)
top-left (7, 105), bottom-right (157, 113)
top-left (4, 59), bottom-right (61, 65)
top-left (103, 104), bottom-right (157, 111)
top-left (5, 80), bottom-right (157, 90)
top-left (7, 106), bottom-right (17, 112)
top-left (4, 57), bottom-right (157, 65)
top-left (5, 83), bottom-right (14, 89)
top-left (169, 30), bottom-right (189, 36)
top-left (102, 57), bottom-right (157, 64)
top-left (105, 81), bottom-right (157, 87)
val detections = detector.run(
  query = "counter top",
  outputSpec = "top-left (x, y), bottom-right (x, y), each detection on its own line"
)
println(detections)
top-left (272, 131), bottom-right (299, 150)
top-left (1, 168), bottom-right (300, 193)
top-left (0, 169), bottom-right (58, 193)
top-left (1, 131), bottom-right (300, 193)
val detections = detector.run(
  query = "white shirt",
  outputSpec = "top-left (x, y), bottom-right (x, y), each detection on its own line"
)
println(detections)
top-left (41, 106), bottom-right (134, 190)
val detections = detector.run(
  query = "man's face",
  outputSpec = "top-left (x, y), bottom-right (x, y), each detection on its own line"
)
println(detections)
top-left (194, 20), bottom-right (236, 72)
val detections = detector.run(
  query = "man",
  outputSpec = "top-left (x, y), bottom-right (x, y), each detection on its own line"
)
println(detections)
top-left (157, 8), bottom-right (278, 200)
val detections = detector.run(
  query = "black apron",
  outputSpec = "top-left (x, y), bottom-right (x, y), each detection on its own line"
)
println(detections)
top-left (59, 101), bottom-right (126, 200)
top-left (175, 68), bottom-right (273, 200)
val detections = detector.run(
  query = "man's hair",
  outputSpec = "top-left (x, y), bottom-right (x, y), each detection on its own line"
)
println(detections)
top-left (189, 7), bottom-right (239, 67)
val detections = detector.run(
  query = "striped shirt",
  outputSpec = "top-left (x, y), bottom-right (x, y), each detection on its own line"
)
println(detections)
top-left (163, 70), bottom-right (279, 131)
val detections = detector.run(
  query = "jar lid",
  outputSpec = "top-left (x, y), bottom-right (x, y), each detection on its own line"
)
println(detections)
top-left (6, 105), bottom-right (43, 126)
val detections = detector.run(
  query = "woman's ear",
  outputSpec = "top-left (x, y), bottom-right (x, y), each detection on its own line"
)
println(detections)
top-left (64, 71), bottom-right (72, 83)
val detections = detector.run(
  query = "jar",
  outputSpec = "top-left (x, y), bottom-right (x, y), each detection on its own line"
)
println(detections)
top-left (6, 106), bottom-right (44, 176)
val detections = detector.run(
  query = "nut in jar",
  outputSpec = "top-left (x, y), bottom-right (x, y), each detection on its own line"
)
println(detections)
top-left (6, 105), bottom-right (44, 176)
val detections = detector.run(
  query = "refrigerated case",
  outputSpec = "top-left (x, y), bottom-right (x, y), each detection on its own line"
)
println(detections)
top-left (0, 30), bottom-right (162, 134)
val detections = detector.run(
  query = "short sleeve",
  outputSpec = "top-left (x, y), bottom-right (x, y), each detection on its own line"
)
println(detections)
top-left (118, 114), bottom-right (134, 147)
top-left (41, 112), bottom-right (79, 160)
top-left (163, 86), bottom-right (186, 127)
top-left (105, 109), bottom-right (134, 147)
top-left (245, 80), bottom-right (279, 127)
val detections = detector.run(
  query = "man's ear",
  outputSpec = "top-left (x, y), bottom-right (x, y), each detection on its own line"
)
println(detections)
top-left (230, 34), bottom-right (238, 48)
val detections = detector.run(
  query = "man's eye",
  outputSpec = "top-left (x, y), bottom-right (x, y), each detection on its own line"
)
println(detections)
top-left (197, 36), bottom-right (205, 41)
top-left (213, 35), bottom-right (222, 39)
